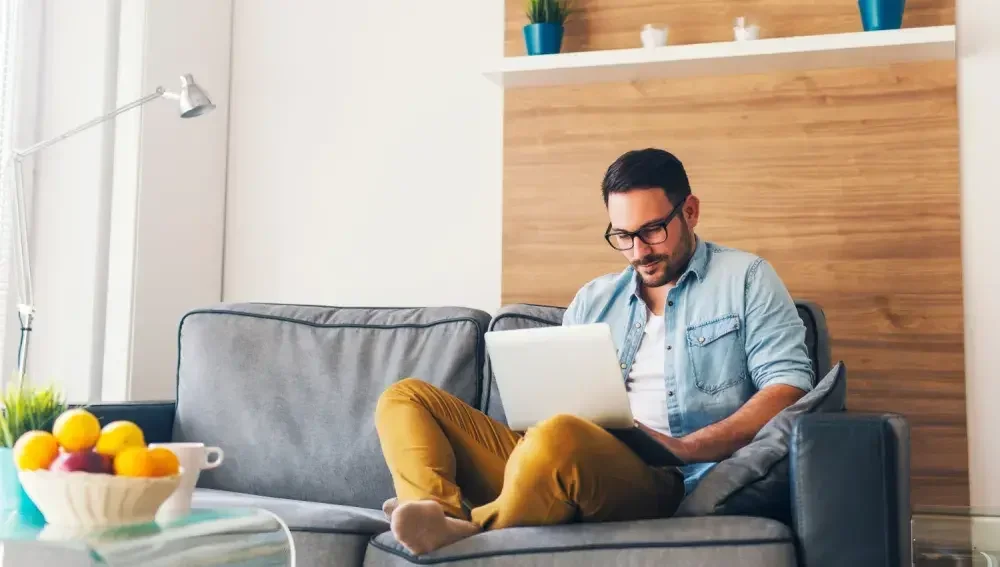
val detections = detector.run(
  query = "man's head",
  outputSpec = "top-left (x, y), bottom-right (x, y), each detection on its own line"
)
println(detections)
top-left (601, 149), bottom-right (700, 288)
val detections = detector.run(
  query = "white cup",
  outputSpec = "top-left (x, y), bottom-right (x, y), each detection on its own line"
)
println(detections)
top-left (150, 442), bottom-right (224, 520)
top-left (640, 24), bottom-right (669, 48)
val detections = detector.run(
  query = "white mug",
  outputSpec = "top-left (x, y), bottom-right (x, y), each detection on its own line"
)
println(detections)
top-left (640, 24), bottom-right (669, 48)
top-left (150, 442), bottom-right (224, 520)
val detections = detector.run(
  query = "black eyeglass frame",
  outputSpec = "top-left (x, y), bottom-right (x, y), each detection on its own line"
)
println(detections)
top-left (604, 198), bottom-right (687, 251)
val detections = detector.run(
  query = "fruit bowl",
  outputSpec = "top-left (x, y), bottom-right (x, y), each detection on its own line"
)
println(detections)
top-left (18, 468), bottom-right (182, 528)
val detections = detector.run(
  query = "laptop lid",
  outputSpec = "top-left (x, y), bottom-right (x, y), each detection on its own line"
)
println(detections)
top-left (484, 323), bottom-right (635, 431)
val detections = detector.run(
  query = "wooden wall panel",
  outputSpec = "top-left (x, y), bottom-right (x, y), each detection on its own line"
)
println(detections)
top-left (501, 0), bottom-right (964, 505)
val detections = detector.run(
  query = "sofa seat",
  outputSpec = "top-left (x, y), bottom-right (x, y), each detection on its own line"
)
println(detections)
top-left (364, 515), bottom-right (796, 567)
top-left (193, 488), bottom-right (389, 567)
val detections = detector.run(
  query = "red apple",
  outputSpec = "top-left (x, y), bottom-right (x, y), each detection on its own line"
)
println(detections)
top-left (49, 451), bottom-right (113, 474)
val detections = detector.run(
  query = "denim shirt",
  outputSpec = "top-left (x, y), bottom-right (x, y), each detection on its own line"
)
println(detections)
top-left (562, 237), bottom-right (815, 493)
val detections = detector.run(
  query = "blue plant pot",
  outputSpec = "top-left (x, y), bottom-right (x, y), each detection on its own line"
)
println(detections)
top-left (859, 0), bottom-right (905, 31)
top-left (0, 448), bottom-right (45, 525)
top-left (523, 23), bottom-right (564, 56)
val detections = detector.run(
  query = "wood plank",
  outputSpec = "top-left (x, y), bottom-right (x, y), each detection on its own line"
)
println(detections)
top-left (501, 56), bottom-right (965, 506)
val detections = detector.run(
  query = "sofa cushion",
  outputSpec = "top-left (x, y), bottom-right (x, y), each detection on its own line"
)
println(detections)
top-left (193, 488), bottom-right (389, 567)
top-left (676, 361), bottom-right (847, 521)
top-left (176, 304), bottom-right (492, 510)
top-left (364, 516), bottom-right (795, 567)
top-left (482, 304), bottom-right (566, 422)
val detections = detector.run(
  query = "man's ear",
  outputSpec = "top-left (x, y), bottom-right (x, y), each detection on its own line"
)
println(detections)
top-left (684, 195), bottom-right (701, 229)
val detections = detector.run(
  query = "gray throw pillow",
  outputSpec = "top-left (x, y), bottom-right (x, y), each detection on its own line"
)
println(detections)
top-left (675, 361), bottom-right (847, 521)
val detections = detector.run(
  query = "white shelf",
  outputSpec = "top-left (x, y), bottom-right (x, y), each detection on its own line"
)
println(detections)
top-left (484, 25), bottom-right (955, 88)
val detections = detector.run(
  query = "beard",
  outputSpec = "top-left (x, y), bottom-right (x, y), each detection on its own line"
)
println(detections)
top-left (632, 227), bottom-right (695, 288)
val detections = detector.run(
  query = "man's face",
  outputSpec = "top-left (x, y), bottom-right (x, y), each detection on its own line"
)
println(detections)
top-left (606, 188), bottom-right (700, 288)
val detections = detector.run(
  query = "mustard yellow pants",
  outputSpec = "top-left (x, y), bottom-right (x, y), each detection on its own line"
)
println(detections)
top-left (374, 378), bottom-right (684, 530)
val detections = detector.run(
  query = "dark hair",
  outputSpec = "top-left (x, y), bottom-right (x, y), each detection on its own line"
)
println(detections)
top-left (601, 148), bottom-right (691, 206)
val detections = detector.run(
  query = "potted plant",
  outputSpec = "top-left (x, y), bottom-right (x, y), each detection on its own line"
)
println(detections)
top-left (524, 0), bottom-right (572, 56)
top-left (0, 379), bottom-right (66, 522)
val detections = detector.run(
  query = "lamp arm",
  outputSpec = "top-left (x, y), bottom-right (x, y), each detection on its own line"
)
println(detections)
top-left (14, 87), bottom-right (167, 159)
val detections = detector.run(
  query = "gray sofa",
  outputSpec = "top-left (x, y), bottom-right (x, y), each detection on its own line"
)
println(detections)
top-left (88, 302), bottom-right (910, 567)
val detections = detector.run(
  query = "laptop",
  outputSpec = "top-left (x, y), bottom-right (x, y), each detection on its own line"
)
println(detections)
top-left (484, 322), bottom-right (685, 468)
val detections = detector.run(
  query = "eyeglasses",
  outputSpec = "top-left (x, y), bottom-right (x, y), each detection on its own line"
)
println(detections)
top-left (604, 200), bottom-right (686, 251)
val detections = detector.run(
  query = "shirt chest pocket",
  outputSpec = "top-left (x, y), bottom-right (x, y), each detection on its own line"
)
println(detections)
top-left (686, 314), bottom-right (748, 395)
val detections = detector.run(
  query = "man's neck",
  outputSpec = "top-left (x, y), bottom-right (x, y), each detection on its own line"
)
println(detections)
top-left (641, 284), bottom-right (671, 316)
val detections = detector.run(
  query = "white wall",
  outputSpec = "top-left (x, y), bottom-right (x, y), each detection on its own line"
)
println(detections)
top-left (223, 1), bottom-right (504, 313)
top-left (959, 0), bottom-right (1000, 507)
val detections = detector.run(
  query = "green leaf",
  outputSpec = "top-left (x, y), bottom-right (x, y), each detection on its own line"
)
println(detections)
top-left (0, 377), bottom-right (67, 448)
top-left (526, 0), bottom-right (572, 24)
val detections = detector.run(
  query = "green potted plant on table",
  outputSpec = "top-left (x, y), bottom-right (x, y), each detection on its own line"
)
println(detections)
top-left (0, 379), bottom-right (66, 522)
top-left (524, 0), bottom-right (572, 56)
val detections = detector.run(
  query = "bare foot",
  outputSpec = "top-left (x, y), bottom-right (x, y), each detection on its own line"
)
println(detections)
top-left (390, 500), bottom-right (480, 555)
top-left (382, 497), bottom-right (399, 519)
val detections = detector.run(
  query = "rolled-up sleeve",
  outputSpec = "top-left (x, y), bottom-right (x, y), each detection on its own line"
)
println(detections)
top-left (744, 258), bottom-right (815, 393)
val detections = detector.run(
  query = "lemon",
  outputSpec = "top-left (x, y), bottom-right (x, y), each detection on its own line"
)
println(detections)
top-left (148, 447), bottom-right (180, 477)
top-left (94, 421), bottom-right (146, 457)
top-left (52, 409), bottom-right (101, 452)
top-left (12, 430), bottom-right (59, 471)
top-left (114, 447), bottom-right (157, 477)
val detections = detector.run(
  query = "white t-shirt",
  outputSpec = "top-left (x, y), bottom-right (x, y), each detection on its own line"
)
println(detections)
top-left (627, 312), bottom-right (672, 437)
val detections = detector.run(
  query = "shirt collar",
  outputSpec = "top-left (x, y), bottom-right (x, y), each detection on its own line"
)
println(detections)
top-left (625, 236), bottom-right (709, 302)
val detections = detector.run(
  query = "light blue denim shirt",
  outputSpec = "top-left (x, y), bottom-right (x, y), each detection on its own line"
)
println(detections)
top-left (562, 237), bottom-right (815, 493)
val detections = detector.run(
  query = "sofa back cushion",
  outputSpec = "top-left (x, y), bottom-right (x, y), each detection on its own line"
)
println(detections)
top-left (174, 303), bottom-right (491, 510)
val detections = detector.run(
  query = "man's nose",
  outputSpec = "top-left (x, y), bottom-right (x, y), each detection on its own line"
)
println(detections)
top-left (632, 237), bottom-right (652, 258)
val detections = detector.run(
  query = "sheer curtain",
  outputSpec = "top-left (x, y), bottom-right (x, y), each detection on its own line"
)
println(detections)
top-left (0, 0), bottom-right (19, 376)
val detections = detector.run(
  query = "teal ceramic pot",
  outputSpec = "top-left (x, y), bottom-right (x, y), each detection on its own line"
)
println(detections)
top-left (0, 448), bottom-right (45, 524)
top-left (523, 23), bottom-right (564, 55)
top-left (858, 0), bottom-right (905, 30)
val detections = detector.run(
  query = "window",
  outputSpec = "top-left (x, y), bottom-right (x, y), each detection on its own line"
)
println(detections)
top-left (0, 0), bottom-right (17, 377)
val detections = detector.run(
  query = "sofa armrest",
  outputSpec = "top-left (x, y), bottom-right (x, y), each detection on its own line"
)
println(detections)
top-left (790, 412), bottom-right (910, 567)
top-left (80, 402), bottom-right (176, 444)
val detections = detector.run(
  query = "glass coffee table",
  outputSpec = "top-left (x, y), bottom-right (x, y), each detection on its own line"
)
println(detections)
top-left (0, 507), bottom-right (292, 566)
top-left (913, 506), bottom-right (1000, 566)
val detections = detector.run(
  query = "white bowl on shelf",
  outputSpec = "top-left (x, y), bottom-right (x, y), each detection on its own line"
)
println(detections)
top-left (19, 469), bottom-right (182, 528)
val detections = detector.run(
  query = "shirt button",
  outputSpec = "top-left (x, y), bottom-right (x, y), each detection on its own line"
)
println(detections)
top-left (620, 363), bottom-right (627, 369)
top-left (635, 323), bottom-right (642, 329)
top-left (698, 337), bottom-right (706, 344)
top-left (668, 391), bottom-right (674, 396)
top-left (668, 301), bottom-right (674, 307)
top-left (666, 345), bottom-right (672, 350)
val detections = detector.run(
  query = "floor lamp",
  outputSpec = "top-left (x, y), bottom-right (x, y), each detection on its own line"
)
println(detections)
top-left (1, 74), bottom-right (215, 383)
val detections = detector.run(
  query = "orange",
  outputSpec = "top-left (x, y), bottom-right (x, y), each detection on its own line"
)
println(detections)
top-left (52, 409), bottom-right (101, 452)
top-left (12, 430), bottom-right (59, 471)
top-left (94, 421), bottom-right (145, 457)
top-left (114, 447), bottom-right (157, 477)
top-left (148, 448), bottom-right (180, 477)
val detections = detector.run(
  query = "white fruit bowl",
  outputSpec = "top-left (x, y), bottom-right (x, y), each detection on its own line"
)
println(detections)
top-left (18, 469), bottom-right (182, 528)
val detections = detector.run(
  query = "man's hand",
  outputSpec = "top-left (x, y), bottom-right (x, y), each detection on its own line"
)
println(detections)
top-left (633, 420), bottom-right (697, 463)
top-left (636, 383), bottom-right (806, 463)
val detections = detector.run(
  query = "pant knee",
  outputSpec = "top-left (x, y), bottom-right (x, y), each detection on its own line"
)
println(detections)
top-left (513, 414), bottom-right (595, 467)
top-left (375, 377), bottom-right (433, 423)
top-left (530, 414), bottom-right (594, 447)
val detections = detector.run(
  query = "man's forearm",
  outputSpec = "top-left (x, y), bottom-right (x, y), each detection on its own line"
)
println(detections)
top-left (638, 384), bottom-right (806, 463)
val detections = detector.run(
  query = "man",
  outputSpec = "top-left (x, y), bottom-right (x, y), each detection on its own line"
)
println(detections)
top-left (375, 148), bottom-right (814, 555)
